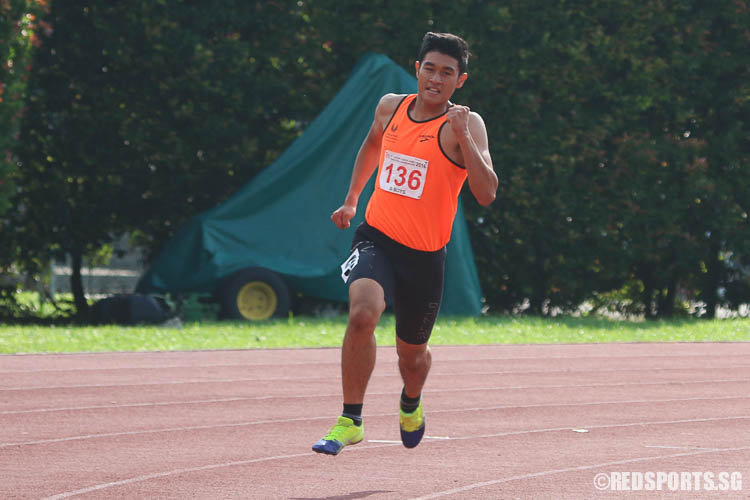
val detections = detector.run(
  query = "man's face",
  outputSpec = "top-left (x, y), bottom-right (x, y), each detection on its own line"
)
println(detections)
top-left (415, 51), bottom-right (467, 105)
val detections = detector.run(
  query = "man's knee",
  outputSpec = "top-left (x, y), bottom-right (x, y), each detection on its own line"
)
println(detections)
top-left (397, 341), bottom-right (430, 364)
top-left (347, 279), bottom-right (385, 333)
top-left (348, 303), bottom-right (382, 333)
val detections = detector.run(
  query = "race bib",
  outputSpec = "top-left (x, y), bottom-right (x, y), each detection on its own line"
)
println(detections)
top-left (379, 150), bottom-right (428, 199)
top-left (340, 248), bottom-right (360, 283)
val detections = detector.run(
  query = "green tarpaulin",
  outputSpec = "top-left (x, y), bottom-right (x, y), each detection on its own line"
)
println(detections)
top-left (137, 53), bottom-right (482, 315)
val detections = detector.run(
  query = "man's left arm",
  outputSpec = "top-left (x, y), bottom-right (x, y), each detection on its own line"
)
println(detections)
top-left (447, 106), bottom-right (498, 206)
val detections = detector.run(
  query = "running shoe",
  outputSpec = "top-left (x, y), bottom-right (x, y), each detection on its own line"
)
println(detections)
top-left (399, 400), bottom-right (425, 448)
top-left (312, 416), bottom-right (364, 455)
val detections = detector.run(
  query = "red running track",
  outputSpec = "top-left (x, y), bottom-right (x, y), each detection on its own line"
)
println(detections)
top-left (1, 342), bottom-right (749, 499)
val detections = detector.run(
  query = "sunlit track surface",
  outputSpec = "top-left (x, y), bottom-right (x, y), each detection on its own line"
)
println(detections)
top-left (2, 342), bottom-right (749, 499)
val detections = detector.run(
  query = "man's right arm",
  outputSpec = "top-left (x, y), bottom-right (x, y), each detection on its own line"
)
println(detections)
top-left (331, 94), bottom-right (402, 230)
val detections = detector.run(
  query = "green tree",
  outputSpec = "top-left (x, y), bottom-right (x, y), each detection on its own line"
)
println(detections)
top-left (7, 0), bottom-right (748, 319)
top-left (9, 0), bottom-right (330, 316)
top-left (685, 3), bottom-right (750, 317)
top-left (589, 1), bottom-right (750, 318)
top-left (301, 0), bottom-right (750, 317)
top-left (0, 0), bottom-right (43, 217)
top-left (461, 0), bottom-right (748, 317)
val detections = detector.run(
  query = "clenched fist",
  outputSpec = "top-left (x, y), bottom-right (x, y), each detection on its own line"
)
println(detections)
top-left (331, 204), bottom-right (356, 230)
top-left (446, 105), bottom-right (471, 138)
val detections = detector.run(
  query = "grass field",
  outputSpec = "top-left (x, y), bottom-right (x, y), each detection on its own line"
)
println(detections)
top-left (1, 315), bottom-right (749, 354)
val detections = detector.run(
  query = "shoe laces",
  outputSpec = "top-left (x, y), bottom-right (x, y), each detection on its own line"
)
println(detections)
top-left (324, 418), bottom-right (354, 441)
top-left (401, 406), bottom-right (423, 431)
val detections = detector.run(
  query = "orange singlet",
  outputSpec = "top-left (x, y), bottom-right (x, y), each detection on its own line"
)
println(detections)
top-left (365, 94), bottom-right (468, 252)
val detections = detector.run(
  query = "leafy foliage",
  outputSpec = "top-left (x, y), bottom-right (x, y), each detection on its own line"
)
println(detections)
top-left (0, 0), bottom-right (44, 216)
top-left (5, 0), bottom-right (334, 314)
top-left (2, 0), bottom-right (749, 319)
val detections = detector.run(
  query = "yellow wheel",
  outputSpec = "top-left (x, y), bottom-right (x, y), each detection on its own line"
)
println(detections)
top-left (236, 281), bottom-right (278, 320)
top-left (220, 267), bottom-right (290, 321)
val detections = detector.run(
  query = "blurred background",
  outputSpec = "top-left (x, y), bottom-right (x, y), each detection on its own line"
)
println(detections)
top-left (1, 0), bottom-right (748, 322)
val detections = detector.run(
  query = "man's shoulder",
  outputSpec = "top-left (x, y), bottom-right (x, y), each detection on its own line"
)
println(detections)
top-left (468, 110), bottom-right (486, 127)
top-left (463, 108), bottom-right (490, 145)
top-left (457, 105), bottom-right (487, 132)
top-left (380, 92), bottom-right (410, 103)
top-left (373, 93), bottom-right (410, 125)
top-left (377, 93), bottom-right (409, 112)
top-left (450, 101), bottom-right (486, 123)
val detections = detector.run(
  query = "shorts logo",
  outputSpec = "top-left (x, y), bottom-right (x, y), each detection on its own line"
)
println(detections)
top-left (416, 302), bottom-right (440, 342)
top-left (340, 248), bottom-right (360, 283)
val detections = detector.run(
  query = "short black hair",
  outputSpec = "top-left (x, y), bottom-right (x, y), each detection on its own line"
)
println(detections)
top-left (417, 32), bottom-right (470, 74)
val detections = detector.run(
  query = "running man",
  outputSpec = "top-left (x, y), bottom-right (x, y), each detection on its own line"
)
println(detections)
top-left (313, 32), bottom-right (497, 455)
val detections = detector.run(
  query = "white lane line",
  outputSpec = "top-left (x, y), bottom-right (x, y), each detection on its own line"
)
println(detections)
top-left (40, 442), bottom-right (405, 500)
top-left (3, 403), bottom-right (749, 449)
top-left (4, 363), bottom-right (750, 390)
top-left (2, 392), bottom-right (748, 418)
top-left (5, 350), bottom-right (750, 374)
top-left (643, 445), bottom-right (719, 451)
top-left (407, 444), bottom-right (750, 500)
top-left (0, 414), bottom-right (333, 449)
top-left (0, 361), bottom-right (338, 375)
top-left (368, 437), bottom-right (451, 444)
top-left (38, 424), bottom-right (750, 499)
top-left (0, 397), bottom-right (250, 415)
top-left (438, 415), bottom-right (750, 442)
top-left (2, 375), bottom-right (749, 393)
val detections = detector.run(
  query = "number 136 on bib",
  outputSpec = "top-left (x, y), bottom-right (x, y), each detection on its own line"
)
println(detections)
top-left (379, 150), bottom-right (429, 200)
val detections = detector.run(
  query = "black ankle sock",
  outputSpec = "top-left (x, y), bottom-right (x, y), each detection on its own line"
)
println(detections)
top-left (342, 403), bottom-right (363, 426)
top-left (400, 388), bottom-right (421, 413)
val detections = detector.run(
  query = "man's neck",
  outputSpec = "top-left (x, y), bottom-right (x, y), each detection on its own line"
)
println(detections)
top-left (410, 96), bottom-right (450, 121)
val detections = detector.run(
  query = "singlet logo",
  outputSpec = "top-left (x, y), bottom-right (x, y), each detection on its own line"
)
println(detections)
top-left (418, 134), bottom-right (435, 143)
top-left (384, 123), bottom-right (399, 144)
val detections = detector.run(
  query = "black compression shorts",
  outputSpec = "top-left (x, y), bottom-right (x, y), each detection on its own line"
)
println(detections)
top-left (340, 222), bottom-right (446, 345)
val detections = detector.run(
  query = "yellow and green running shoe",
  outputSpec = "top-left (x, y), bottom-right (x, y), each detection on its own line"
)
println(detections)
top-left (312, 416), bottom-right (364, 455)
top-left (399, 400), bottom-right (425, 448)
